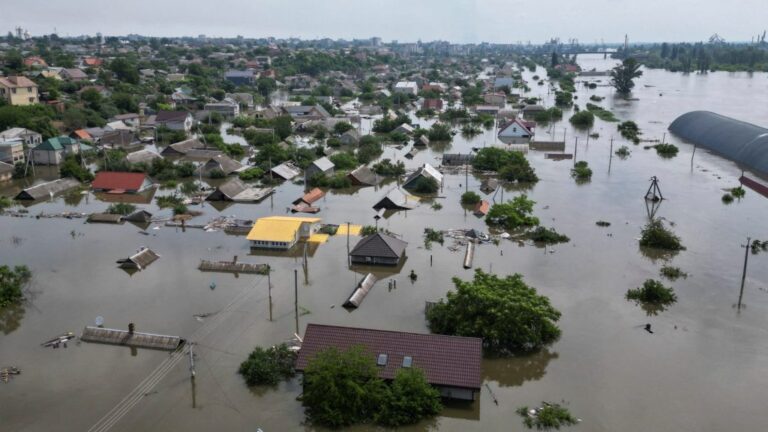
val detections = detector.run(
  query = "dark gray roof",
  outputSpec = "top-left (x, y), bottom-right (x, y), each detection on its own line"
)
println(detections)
top-left (350, 232), bottom-right (408, 259)
top-left (155, 110), bottom-right (190, 123)
top-left (669, 111), bottom-right (768, 175)
top-left (348, 165), bottom-right (381, 186)
top-left (209, 177), bottom-right (247, 200)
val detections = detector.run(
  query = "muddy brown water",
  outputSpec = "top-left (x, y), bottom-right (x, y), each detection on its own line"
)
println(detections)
top-left (2, 55), bottom-right (768, 431)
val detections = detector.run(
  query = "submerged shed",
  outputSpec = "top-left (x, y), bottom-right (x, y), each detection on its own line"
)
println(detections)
top-left (270, 162), bottom-right (302, 180)
top-left (124, 209), bottom-right (153, 223)
top-left (402, 163), bottom-right (444, 190)
top-left (669, 111), bottom-right (768, 175)
top-left (348, 165), bottom-right (381, 186)
top-left (117, 247), bottom-right (159, 270)
top-left (343, 273), bottom-right (378, 308)
top-left (205, 177), bottom-right (273, 202)
top-left (81, 326), bottom-right (183, 351)
top-left (15, 178), bottom-right (80, 200)
top-left (87, 213), bottom-right (124, 224)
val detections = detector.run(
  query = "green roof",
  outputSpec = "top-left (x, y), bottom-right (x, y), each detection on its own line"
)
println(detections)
top-left (36, 136), bottom-right (79, 151)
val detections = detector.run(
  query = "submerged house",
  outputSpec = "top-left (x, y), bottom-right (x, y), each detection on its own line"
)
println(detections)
top-left (296, 324), bottom-right (482, 401)
top-left (246, 216), bottom-right (321, 250)
top-left (31, 136), bottom-right (89, 165)
top-left (205, 177), bottom-right (273, 202)
top-left (117, 247), bottom-right (160, 270)
top-left (15, 178), bottom-right (81, 200)
top-left (349, 232), bottom-right (407, 266)
top-left (498, 118), bottom-right (533, 140)
top-left (373, 188), bottom-right (418, 211)
top-left (195, 154), bottom-right (245, 177)
top-left (348, 165), bottom-right (381, 186)
top-left (92, 171), bottom-right (153, 193)
top-left (270, 162), bottom-right (302, 181)
top-left (160, 138), bottom-right (206, 157)
top-left (402, 163), bottom-right (444, 190)
top-left (304, 157), bottom-right (334, 179)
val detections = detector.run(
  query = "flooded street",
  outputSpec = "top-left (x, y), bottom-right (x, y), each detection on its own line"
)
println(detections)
top-left (3, 55), bottom-right (768, 431)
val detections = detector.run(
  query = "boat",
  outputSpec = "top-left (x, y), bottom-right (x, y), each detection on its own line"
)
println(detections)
top-left (41, 332), bottom-right (76, 347)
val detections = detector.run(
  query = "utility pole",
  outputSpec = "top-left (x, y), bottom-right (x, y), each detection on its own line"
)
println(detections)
top-left (573, 137), bottom-right (579, 166)
top-left (267, 265), bottom-right (272, 322)
top-left (738, 237), bottom-right (751, 311)
top-left (294, 269), bottom-right (299, 335)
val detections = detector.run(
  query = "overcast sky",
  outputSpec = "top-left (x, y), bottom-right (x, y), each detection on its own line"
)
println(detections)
top-left (4, 0), bottom-right (767, 44)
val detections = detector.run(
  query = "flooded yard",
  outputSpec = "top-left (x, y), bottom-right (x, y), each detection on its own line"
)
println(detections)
top-left (2, 55), bottom-right (768, 431)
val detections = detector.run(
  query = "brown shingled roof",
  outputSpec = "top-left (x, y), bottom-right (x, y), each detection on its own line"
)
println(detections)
top-left (296, 324), bottom-right (482, 390)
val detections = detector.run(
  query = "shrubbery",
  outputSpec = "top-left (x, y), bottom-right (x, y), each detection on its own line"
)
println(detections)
top-left (639, 219), bottom-right (685, 251)
top-left (238, 343), bottom-right (297, 386)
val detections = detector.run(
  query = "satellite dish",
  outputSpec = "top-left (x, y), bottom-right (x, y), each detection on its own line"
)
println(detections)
top-left (95, 316), bottom-right (104, 326)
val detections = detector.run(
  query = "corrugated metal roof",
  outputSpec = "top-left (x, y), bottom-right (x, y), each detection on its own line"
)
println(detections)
top-left (246, 216), bottom-right (321, 242)
top-left (15, 178), bottom-right (80, 200)
top-left (310, 156), bottom-right (334, 172)
top-left (270, 162), bottom-right (301, 180)
top-left (296, 324), bottom-right (482, 390)
top-left (669, 111), bottom-right (768, 175)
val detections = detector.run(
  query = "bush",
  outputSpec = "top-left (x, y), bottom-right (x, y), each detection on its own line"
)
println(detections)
top-left (626, 279), bottom-right (677, 306)
top-left (473, 148), bottom-right (538, 183)
top-left (461, 191), bottom-right (481, 205)
top-left (372, 159), bottom-right (405, 176)
top-left (0, 196), bottom-right (14, 210)
top-left (424, 228), bottom-right (444, 249)
top-left (486, 194), bottom-right (539, 230)
top-left (654, 143), bottom-right (679, 157)
top-left (408, 176), bottom-right (439, 194)
top-left (326, 137), bottom-right (341, 147)
top-left (59, 154), bottom-right (94, 182)
top-left (615, 146), bottom-right (631, 158)
top-left (360, 225), bottom-right (378, 236)
top-left (238, 167), bottom-right (264, 181)
top-left (356, 136), bottom-right (383, 164)
top-left (427, 269), bottom-right (561, 353)
top-left (0, 265), bottom-right (31, 308)
top-left (172, 204), bottom-right (188, 215)
top-left (730, 187), bottom-right (746, 198)
top-left (554, 91), bottom-right (572, 107)
top-left (586, 103), bottom-right (619, 122)
top-left (570, 161), bottom-right (593, 181)
top-left (302, 346), bottom-right (442, 428)
top-left (388, 131), bottom-right (409, 142)
top-left (308, 172), bottom-right (352, 189)
top-left (427, 123), bottom-right (452, 142)
top-left (533, 107), bottom-right (563, 123)
top-left (106, 203), bottom-right (136, 215)
top-left (156, 194), bottom-right (184, 209)
top-left (524, 226), bottom-right (570, 244)
top-left (639, 219), bottom-right (685, 251)
top-left (333, 121), bottom-right (353, 135)
top-left (516, 403), bottom-right (579, 430)
top-left (329, 151), bottom-right (358, 170)
top-left (238, 343), bottom-right (297, 386)
top-left (569, 110), bottom-right (595, 128)
top-left (722, 193), bottom-right (734, 203)
top-left (660, 265), bottom-right (688, 280)
top-left (618, 121), bottom-right (641, 143)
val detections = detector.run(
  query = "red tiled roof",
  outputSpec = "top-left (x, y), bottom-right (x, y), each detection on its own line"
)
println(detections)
top-left (72, 129), bottom-right (92, 140)
top-left (473, 200), bottom-right (490, 216)
top-left (300, 188), bottom-right (325, 205)
top-left (92, 171), bottom-right (147, 192)
top-left (296, 324), bottom-right (482, 390)
top-left (423, 99), bottom-right (443, 110)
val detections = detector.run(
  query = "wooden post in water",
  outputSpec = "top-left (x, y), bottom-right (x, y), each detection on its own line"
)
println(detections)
top-left (294, 269), bottom-right (299, 334)
top-left (608, 137), bottom-right (614, 173)
top-left (691, 145), bottom-right (697, 170)
top-left (465, 164), bottom-right (469, 193)
top-left (738, 237), bottom-right (751, 311)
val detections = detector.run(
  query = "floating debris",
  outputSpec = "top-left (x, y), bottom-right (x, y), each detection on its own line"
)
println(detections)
top-left (41, 332), bottom-right (76, 348)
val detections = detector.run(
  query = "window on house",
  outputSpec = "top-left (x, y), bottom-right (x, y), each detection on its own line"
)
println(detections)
top-left (402, 356), bottom-right (413, 368)
top-left (11, 88), bottom-right (16, 94)
top-left (377, 353), bottom-right (388, 366)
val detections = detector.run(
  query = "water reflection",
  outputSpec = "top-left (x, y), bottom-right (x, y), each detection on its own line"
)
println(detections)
top-left (482, 349), bottom-right (559, 387)
top-left (0, 304), bottom-right (25, 335)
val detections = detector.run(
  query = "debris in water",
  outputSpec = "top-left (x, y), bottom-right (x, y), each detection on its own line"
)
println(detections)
top-left (644, 323), bottom-right (654, 334)
top-left (41, 332), bottom-right (76, 348)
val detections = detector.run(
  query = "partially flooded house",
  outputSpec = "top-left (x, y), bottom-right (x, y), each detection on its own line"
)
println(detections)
top-left (246, 216), bottom-right (321, 250)
top-left (205, 177), bottom-right (273, 202)
top-left (402, 163), bottom-right (444, 190)
top-left (348, 165), bottom-right (381, 186)
top-left (349, 232), bottom-right (407, 266)
top-left (15, 178), bottom-right (80, 200)
top-left (296, 324), bottom-right (482, 401)
top-left (91, 172), bottom-right (153, 194)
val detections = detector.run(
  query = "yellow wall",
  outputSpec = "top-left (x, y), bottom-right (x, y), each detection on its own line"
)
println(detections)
top-left (0, 85), bottom-right (39, 106)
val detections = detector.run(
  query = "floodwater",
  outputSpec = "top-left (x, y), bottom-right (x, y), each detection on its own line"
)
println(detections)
top-left (2, 54), bottom-right (768, 431)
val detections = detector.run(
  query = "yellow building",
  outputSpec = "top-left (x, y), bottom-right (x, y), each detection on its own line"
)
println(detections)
top-left (0, 76), bottom-right (39, 106)
top-left (246, 216), bottom-right (321, 249)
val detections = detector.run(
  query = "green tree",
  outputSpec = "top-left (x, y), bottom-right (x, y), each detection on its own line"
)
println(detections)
top-left (569, 111), bottom-right (595, 128)
top-left (427, 269), bottom-right (562, 353)
top-left (329, 151), bottom-right (358, 170)
top-left (302, 346), bottom-right (385, 428)
top-left (461, 191), bottom-right (481, 205)
top-left (272, 115), bottom-right (293, 140)
top-left (376, 368), bottom-right (442, 427)
top-left (333, 121), bottom-right (354, 135)
top-left (486, 194), bottom-right (539, 230)
top-left (610, 57), bottom-right (643, 94)
top-left (238, 343), bottom-right (297, 386)
top-left (0, 265), bottom-right (32, 308)
top-left (109, 58), bottom-right (140, 85)
top-left (59, 154), bottom-right (94, 182)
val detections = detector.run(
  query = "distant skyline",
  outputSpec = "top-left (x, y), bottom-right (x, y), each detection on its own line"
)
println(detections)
top-left (4, 0), bottom-right (768, 44)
